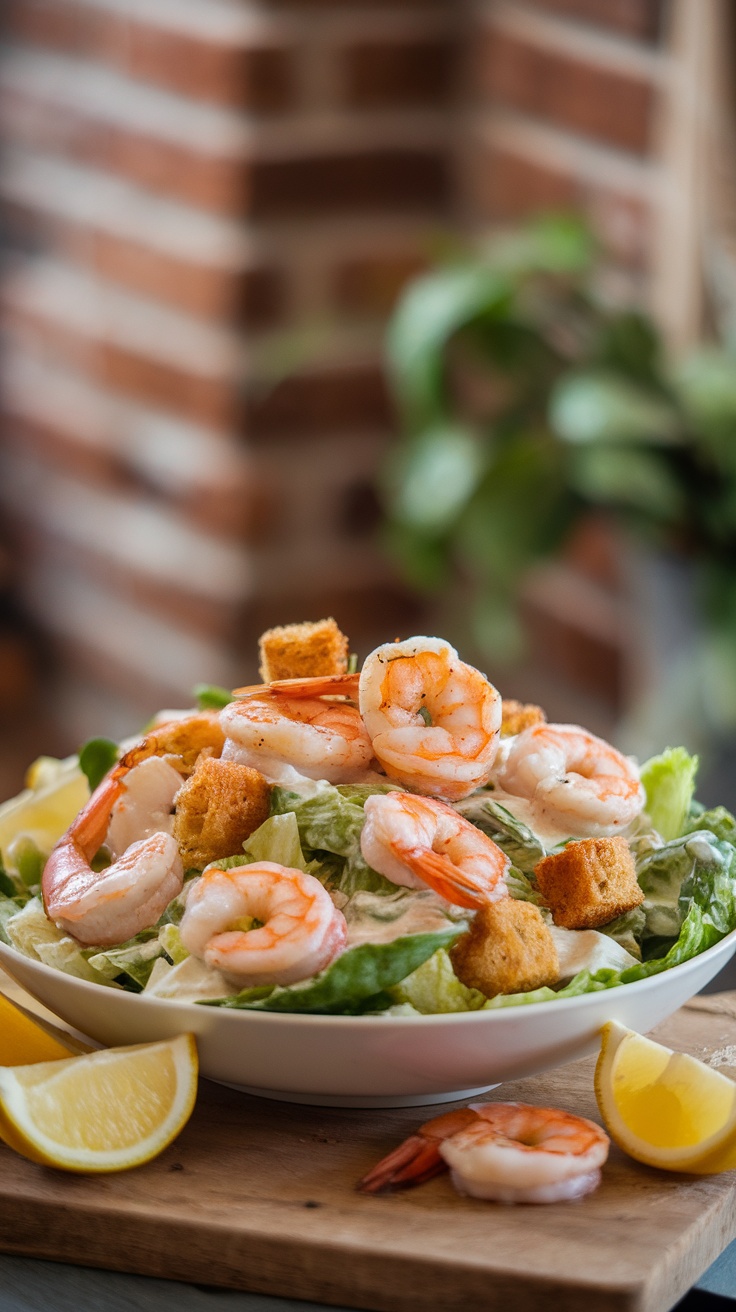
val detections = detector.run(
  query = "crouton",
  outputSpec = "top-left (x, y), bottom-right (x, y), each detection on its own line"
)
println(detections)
top-left (501, 699), bottom-right (546, 737)
top-left (150, 712), bottom-right (225, 776)
top-left (258, 617), bottom-right (349, 683)
top-left (173, 757), bottom-right (271, 871)
top-left (450, 898), bottom-right (559, 997)
top-left (533, 836), bottom-right (643, 931)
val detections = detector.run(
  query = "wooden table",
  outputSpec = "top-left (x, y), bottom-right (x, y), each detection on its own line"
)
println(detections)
top-left (1, 970), bottom-right (735, 1312)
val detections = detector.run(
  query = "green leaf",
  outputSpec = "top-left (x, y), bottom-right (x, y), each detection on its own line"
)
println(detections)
top-left (193, 683), bottom-right (233, 710)
top-left (489, 213), bottom-right (596, 278)
top-left (454, 797), bottom-right (544, 873)
top-left (269, 784), bottom-right (397, 896)
top-left (640, 747), bottom-right (699, 840)
top-left (551, 372), bottom-right (681, 446)
top-left (202, 925), bottom-right (463, 1013)
top-left (386, 423), bottom-right (485, 533)
top-left (387, 265), bottom-right (510, 429)
top-left (78, 738), bottom-right (119, 793)
top-left (5, 837), bottom-right (45, 889)
top-left (390, 947), bottom-right (485, 1013)
top-left (567, 446), bottom-right (686, 521)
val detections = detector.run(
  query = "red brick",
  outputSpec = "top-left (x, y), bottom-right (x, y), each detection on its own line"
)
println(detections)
top-left (333, 251), bottom-right (426, 316)
top-left (246, 362), bottom-right (391, 440)
top-left (471, 141), bottom-right (650, 267)
top-left (343, 38), bottom-right (455, 109)
top-left (478, 28), bottom-right (653, 154)
top-left (6, 0), bottom-right (297, 110)
top-left (525, 0), bottom-right (664, 41)
top-left (249, 149), bottom-right (449, 220)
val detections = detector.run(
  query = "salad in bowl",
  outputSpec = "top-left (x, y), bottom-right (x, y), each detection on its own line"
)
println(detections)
top-left (0, 618), bottom-right (734, 1104)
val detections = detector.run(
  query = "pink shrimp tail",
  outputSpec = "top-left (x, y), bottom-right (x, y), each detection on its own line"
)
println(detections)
top-left (401, 847), bottom-right (506, 910)
top-left (358, 1109), bottom-right (479, 1193)
top-left (233, 674), bottom-right (360, 700)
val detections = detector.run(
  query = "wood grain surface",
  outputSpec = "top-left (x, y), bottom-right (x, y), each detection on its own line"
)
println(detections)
top-left (0, 976), bottom-right (735, 1312)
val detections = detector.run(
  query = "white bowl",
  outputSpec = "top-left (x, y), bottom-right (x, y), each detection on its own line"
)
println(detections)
top-left (1, 933), bottom-right (734, 1107)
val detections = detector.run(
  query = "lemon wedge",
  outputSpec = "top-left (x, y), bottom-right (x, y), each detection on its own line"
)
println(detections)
top-left (595, 1020), bottom-right (736, 1173)
top-left (0, 993), bottom-right (80, 1065)
top-left (0, 758), bottom-right (89, 861)
top-left (0, 1035), bottom-right (198, 1172)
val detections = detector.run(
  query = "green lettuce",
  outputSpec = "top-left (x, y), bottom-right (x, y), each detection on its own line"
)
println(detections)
top-left (390, 948), bottom-right (485, 1012)
top-left (636, 830), bottom-right (725, 939)
top-left (453, 796), bottom-right (544, 873)
top-left (640, 747), bottom-right (699, 840)
top-left (202, 925), bottom-right (463, 1014)
top-left (270, 784), bottom-right (397, 895)
top-left (87, 935), bottom-right (164, 990)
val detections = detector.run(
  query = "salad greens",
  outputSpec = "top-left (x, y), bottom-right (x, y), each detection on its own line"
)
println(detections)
top-left (3, 731), bottom-right (736, 1014)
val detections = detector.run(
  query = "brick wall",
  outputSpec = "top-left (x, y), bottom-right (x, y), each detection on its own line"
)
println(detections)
top-left (0, 0), bottom-right (679, 739)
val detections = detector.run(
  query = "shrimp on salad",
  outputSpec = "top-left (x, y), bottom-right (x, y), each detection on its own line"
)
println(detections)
top-left (496, 723), bottom-right (645, 837)
top-left (359, 1102), bottom-right (610, 1203)
top-left (358, 637), bottom-right (502, 801)
top-left (220, 686), bottom-right (374, 786)
top-left (179, 861), bottom-right (348, 986)
top-left (361, 792), bottom-right (510, 909)
top-left (42, 738), bottom-right (185, 947)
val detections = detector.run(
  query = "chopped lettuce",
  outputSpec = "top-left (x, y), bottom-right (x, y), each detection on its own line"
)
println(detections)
top-left (87, 936), bottom-right (163, 990)
top-left (390, 948), bottom-right (485, 1013)
top-left (270, 783), bottom-right (397, 895)
top-left (203, 925), bottom-right (463, 1014)
top-left (601, 906), bottom-right (646, 959)
top-left (453, 796), bottom-right (544, 873)
top-left (636, 830), bottom-right (725, 939)
top-left (5, 898), bottom-right (105, 984)
top-left (683, 806), bottom-right (736, 844)
top-left (158, 923), bottom-right (189, 965)
top-left (193, 683), bottom-right (233, 710)
top-left (640, 747), bottom-right (699, 841)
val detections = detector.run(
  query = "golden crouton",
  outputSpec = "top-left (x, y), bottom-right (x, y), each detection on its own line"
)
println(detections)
top-left (450, 898), bottom-right (559, 997)
top-left (150, 712), bottom-right (225, 776)
top-left (501, 699), bottom-right (546, 737)
top-left (258, 617), bottom-right (349, 683)
top-left (534, 836), bottom-right (643, 931)
top-left (173, 757), bottom-right (271, 871)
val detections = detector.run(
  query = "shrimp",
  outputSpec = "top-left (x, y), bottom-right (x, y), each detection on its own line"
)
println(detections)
top-left (360, 792), bottom-right (510, 908)
top-left (359, 1102), bottom-right (610, 1204)
top-left (42, 739), bottom-right (184, 947)
top-left (179, 861), bottom-right (347, 986)
top-left (220, 689), bottom-right (374, 785)
top-left (496, 723), bottom-right (645, 837)
top-left (358, 637), bottom-right (501, 801)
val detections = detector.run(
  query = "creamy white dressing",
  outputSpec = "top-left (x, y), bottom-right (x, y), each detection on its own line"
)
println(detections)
top-left (343, 888), bottom-right (465, 947)
top-left (549, 926), bottom-right (637, 982)
top-left (144, 954), bottom-right (230, 1001)
top-left (481, 787), bottom-right (575, 851)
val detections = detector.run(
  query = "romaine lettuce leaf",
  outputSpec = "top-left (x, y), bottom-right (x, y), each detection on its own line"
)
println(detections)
top-left (87, 936), bottom-right (164, 989)
top-left (683, 806), bottom-right (736, 844)
top-left (640, 747), bottom-right (699, 840)
top-left (636, 830), bottom-right (725, 938)
top-left (202, 925), bottom-right (463, 1013)
top-left (453, 796), bottom-right (544, 873)
top-left (601, 906), bottom-right (646, 959)
top-left (270, 783), bottom-right (397, 896)
top-left (390, 948), bottom-right (485, 1013)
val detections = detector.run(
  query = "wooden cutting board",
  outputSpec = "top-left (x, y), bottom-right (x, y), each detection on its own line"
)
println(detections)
top-left (0, 978), bottom-right (735, 1312)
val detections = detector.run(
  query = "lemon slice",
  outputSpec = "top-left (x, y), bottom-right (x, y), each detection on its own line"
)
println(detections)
top-left (595, 1020), bottom-right (736, 1173)
top-left (0, 1035), bottom-right (198, 1172)
top-left (0, 993), bottom-right (80, 1065)
top-left (0, 758), bottom-right (89, 861)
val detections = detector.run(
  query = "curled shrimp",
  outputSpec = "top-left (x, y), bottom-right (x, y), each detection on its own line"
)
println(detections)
top-left (359, 1102), bottom-right (610, 1204)
top-left (221, 685), bottom-right (374, 786)
top-left (179, 861), bottom-right (348, 986)
top-left (358, 637), bottom-right (501, 801)
top-left (42, 738), bottom-right (184, 947)
top-left (360, 792), bottom-right (509, 908)
top-left (497, 723), bottom-right (645, 837)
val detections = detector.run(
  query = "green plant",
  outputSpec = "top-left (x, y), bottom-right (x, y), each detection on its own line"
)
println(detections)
top-left (382, 214), bottom-right (736, 687)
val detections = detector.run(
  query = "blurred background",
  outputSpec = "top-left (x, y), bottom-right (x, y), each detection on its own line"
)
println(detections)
top-left (0, 0), bottom-right (735, 803)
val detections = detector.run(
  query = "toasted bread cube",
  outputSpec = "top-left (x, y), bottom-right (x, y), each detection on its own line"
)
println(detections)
top-left (450, 898), bottom-right (559, 997)
top-left (173, 757), bottom-right (270, 870)
top-left (258, 617), bottom-right (349, 683)
top-left (151, 712), bottom-right (225, 776)
top-left (534, 836), bottom-right (643, 930)
top-left (501, 699), bottom-right (546, 737)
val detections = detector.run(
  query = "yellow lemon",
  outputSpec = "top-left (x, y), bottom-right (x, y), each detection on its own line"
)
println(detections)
top-left (0, 759), bottom-right (89, 861)
top-left (595, 1020), bottom-right (736, 1173)
top-left (0, 993), bottom-right (82, 1065)
top-left (0, 1034), bottom-right (198, 1172)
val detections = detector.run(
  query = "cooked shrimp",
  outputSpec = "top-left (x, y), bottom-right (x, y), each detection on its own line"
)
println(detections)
top-left (359, 1102), bottom-right (609, 1203)
top-left (360, 792), bottom-right (509, 908)
top-left (496, 723), bottom-right (645, 836)
top-left (221, 690), bottom-right (374, 785)
top-left (179, 861), bottom-right (347, 986)
top-left (358, 637), bottom-right (501, 801)
top-left (42, 739), bottom-right (184, 947)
